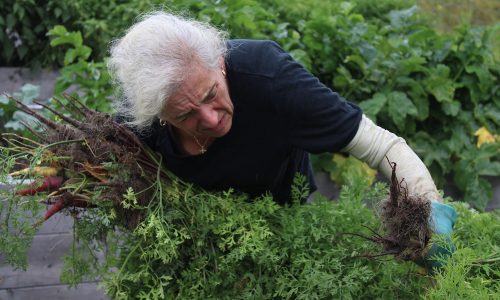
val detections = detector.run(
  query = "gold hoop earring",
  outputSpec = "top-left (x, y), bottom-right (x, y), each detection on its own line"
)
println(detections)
top-left (221, 69), bottom-right (226, 77)
top-left (159, 119), bottom-right (167, 126)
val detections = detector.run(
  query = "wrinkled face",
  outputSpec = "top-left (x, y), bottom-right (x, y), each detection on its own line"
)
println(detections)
top-left (160, 60), bottom-right (233, 138)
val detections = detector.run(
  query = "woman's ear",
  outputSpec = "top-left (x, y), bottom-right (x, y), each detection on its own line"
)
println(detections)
top-left (219, 56), bottom-right (226, 73)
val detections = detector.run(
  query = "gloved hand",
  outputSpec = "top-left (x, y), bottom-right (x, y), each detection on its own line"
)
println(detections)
top-left (422, 201), bottom-right (458, 272)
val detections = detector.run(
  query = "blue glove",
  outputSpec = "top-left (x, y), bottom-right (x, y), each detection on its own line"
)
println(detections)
top-left (422, 201), bottom-right (458, 271)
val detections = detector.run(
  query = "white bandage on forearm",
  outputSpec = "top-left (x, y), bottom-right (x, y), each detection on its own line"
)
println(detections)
top-left (341, 115), bottom-right (441, 201)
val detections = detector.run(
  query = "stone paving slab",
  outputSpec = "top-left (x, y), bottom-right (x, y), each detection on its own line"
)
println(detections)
top-left (0, 282), bottom-right (107, 300)
top-left (0, 67), bottom-right (59, 101)
top-left (0, 212), bottom-right (109, 298)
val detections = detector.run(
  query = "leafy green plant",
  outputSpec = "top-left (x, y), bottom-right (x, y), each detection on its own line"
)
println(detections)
top-left (0, 95), bottom-right (498, 297)
top-left (0, 0), bottom-right (81, 68)
top-left (5, 174), bottom-right (499, 298)
top-left (47, 25), bottom-right (113, 112)
top-left (350, 14), bottom-right (500, 209)
top-left (0, 84), bottom-right (44, 136)
top-left (4, 159), bottom-right (498, 298)
top-left (267, 3), bottom-right (499, 209)
top-left (82, 172), bottom-right (500, 299)
top-left (24, 0), bottom-right (494, 209)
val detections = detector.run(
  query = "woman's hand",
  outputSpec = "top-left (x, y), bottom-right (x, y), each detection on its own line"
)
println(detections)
top-left (420, 201), bottom-right (458, 272)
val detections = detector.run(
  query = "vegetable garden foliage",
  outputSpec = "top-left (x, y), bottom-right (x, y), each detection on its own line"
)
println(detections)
top-left (181, 0), bottom-right (500, 210)
top-left (1, 149), bottom-right (499, 299)
top-left (0, 95), bottom-right (497, 298)
top-left (28, 0), bottom-right (496, 209)
top-left (3, 0), bottom-right (498, 208)
top-left (0, 84), bottom-right (43, 136)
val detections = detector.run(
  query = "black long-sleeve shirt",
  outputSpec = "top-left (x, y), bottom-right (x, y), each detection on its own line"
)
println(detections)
top-left (141, 40), bottom-right (362, 204)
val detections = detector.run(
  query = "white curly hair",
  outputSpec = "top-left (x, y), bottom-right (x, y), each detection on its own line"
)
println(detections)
top-left (108, 11), bottom-right (229, 133)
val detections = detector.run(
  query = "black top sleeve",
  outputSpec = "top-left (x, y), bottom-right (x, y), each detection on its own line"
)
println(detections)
top-left (264, 41), bottom-right (362, 153)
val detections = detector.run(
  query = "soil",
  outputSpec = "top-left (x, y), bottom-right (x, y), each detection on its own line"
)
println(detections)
top-left (376, 159), bottom-right (432, 261)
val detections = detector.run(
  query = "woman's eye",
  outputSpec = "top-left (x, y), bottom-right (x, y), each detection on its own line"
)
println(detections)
top-left (177, 113), bottom-right (190, 122)
top-left (205, 86), bottom-right (218, 103)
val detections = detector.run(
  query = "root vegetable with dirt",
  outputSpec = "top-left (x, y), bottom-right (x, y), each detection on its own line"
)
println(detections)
top-left (353, 158), bottom-right (432, 262)
top-left (2, 95), bottom-right (169, 229)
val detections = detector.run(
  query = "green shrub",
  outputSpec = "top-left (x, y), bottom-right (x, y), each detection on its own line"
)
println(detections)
top-left (26, 0), bottom-right (496, 209)
top-left (0, 84), bottom-right (46, 138)
top-left (5, 0), bottom-right (498, 205)
top-left (0, 0), bottom-right (165, 68)
top-left (70, 172), bottom-right (500, 299)
top-left (47, 25), bottom-right (113, 112)
top-left (1, 105), bottom-right (498, 298)
top-left (0, 0), bottom-right (81, 68)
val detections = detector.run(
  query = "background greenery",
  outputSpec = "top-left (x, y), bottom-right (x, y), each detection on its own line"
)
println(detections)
top-left (2, 0), bottom-right (498, 209)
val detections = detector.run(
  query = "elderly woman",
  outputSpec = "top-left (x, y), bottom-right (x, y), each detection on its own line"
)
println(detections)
top-left (108, 12), bottom-right (456, 269)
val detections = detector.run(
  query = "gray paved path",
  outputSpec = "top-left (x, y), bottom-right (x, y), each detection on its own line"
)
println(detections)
top-left (0, 210), bottom-right (109, 299)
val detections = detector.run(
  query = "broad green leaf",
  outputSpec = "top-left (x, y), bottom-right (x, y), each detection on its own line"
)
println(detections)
top-left (396, 77), bottom-right (428, 120)
top-left (18, 6), bottom-right (25, 20)
top-left (465, 65), bottom-right (494, 94)
top-left (387, 91), bottom-right (418, 131)
top-left (484, 105), bottom-right (500, 126)
top-left (10, 84), bottom-right (40, 105)
top-left (289, 49), bottom-right (312, 71)
top-left (453, 160), bottom-right (471, 192)
top-left (48, 26), bottom-right (83, 48)
top-left (357, 41), bottom-right (377, 63)
top-left (358, 93), bottom-right (387, 121)
top-left (6, 14), bottom-right (15, 29)
top-left (339, 2), bottom-right (355, 15)
top-left (464, 177), bottom-right (492, 210)
top-left (310, 153), bottom-right (336, 173)
top-left (333, 66), bottom-right (354, 89)
top-left (398, 56), bottom-right (427, 75)
top-left (389, 6), bottom-right (417, 29)
top-left (444, 125), bottom-right (470, 153)
top-left (476, 142), bottom-right (500, 160)
top-left (477, 161), bottom-right (500, 176)
top-left (0, 95), bottom-right (9, 105)
top-left (16, 46), bottom-right (28, 60)
top-left (425, 146), bottom-right (451, 174)
top-left (5, 111), bottom-right (39, 131)
top-left (441, 101), bottom-right (461, 116)
top-left (13, 3), bottom-right (20, 15)
top-left (64, 48), bottom-right (76, 65)
top-left (47, 25), bottom-right (67, 37)
top-left (55, 7), bottom-right (62, 18)
top-left (432, 39), bottom-right (453, 63)
top-left (344, 55), bottom-right (366, 74)
top-left (408, 28), bottom-right (435, 46)
top-left (423, 64), bottom-right (455, 102)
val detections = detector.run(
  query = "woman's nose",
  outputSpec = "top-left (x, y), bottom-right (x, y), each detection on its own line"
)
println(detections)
top-left (198, 105), bottom-right (218, 128)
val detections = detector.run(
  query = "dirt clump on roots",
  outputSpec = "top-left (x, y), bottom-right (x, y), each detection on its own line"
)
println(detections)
top-left (360, 159), bottom-right (432, 262)
top-left (11, 95), bottom-right (162, 229)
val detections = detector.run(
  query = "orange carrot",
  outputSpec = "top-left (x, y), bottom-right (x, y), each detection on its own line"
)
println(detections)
top-left (43, 194), bottom-right (96, 222)
top-left (16, 176), bottom-right (63, 196)
top-left (44, 198), bottom-right (65, 221)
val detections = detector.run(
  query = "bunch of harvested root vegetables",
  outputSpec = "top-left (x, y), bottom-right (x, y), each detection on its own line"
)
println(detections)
top-left (1, 95), bottom-right (166, 230)
top-left (352, 159), bottom-right (433, 262)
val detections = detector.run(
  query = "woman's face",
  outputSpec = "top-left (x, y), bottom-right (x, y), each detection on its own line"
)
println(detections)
top-left (160, 60), bottom-right (233, 138)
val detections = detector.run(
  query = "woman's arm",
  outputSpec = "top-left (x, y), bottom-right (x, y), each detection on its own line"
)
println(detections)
top-left (341, 114), bottom-right (442, 202)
